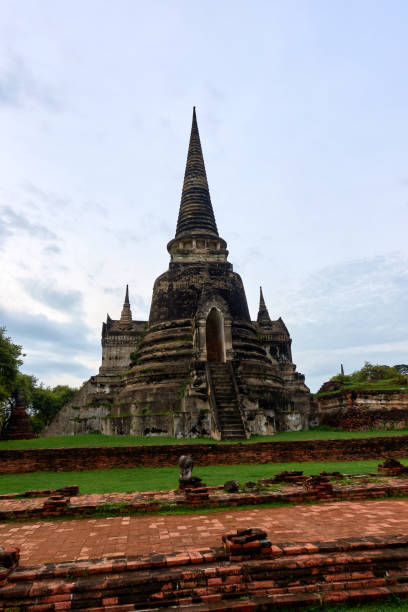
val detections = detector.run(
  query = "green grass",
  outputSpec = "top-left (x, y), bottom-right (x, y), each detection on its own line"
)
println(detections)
top-left (315, 378), bottom-right (408, 397)
top-left (2, 428), bottom-right (408, 450)
top-left (297, 601), bottom-right (407, 611)
top-left (1, 458), bottom-right (407, 495)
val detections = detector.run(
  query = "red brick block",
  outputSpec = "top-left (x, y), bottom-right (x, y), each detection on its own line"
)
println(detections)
top-left (102, 597), bottom-right (119, 605)
top-left (323, 591), bottom-right (349, 603)
top-left (201, 594), bottom-right (222, 602)
top-left (229, 600), bottom-right (257, 611)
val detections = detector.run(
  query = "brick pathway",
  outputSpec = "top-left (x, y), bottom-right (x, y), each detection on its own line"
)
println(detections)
top-left (1, 499), bottom-right (408, 566)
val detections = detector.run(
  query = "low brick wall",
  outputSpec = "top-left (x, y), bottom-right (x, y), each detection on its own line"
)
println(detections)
top-left (1, 435), bottom-right (408, 474)
top-left (2, 535), bottom-right (408, 609)
top-left (2, 478), bottom-right (408, 521)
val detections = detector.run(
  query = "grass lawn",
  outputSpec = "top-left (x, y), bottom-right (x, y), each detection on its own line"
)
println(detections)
top-left (1, 458), bottom-right (407, 495)
top-left (1, 428), bottom-right (408, 450)
top-left (297, 601), bottom-right (407, 611)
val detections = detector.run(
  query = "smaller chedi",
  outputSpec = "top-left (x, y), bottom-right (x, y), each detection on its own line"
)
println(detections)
top-left (45, 109), bottom-right (311, 440)
top-left (1, 390), bottom-right (35, 440)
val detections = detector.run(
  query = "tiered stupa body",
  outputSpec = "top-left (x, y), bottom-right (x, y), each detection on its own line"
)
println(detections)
top-left (111, 109), bottom-right (310, 438)
top-left (45, 109), bottom-right (310, 439)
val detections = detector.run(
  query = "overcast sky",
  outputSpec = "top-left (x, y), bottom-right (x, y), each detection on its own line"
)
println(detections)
top-left (0, 0), bottom-right (407, 392)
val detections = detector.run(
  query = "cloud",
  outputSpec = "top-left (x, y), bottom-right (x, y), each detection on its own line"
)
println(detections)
top-left (82, 200), bottom-right (108, 215)
top-left (103, 287), bottom-right (123, 297)
top-left (21, 357), bottom-right (92, 381)
top-left (285, 254), bottom-right (408, 390)
top-left (0, 217), bottom-right (11, 246)
top-left (43, 244), bottom-right (62, 255)
top-left (0, 305), bottom-right (95, 354)
top-left (0, 205), bottom-right (58, 241)
top-left (22, 182), bottom-right (70, 209)
top-left (289, 254), bottom-right (408, 350)
top-left (20, 279), bottom-right (83, 313)
top-left (0, 55), bottom-right (61, 111)
top-left (103, 287), bottom-right (149, 316)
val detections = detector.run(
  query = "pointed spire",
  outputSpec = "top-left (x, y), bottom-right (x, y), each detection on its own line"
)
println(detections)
top-left (120, 284), bottom-right (132, 324)
top-left (175, 107), bottom-right (219, 238)
top-left (257, 286), bottom-right (272, 325)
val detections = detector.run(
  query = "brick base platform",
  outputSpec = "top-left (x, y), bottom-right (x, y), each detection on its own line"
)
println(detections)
top-left (2, 533), bottom-right (408, 610)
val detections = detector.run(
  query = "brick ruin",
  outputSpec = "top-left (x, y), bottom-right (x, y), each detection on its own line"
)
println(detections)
top-left (45, 108), bottom-right (310, 440)
top-left (3, 533), bottom-right (408, 609)
top-left (1, 390), bottom-right (35, 441)
top-left (316, 388), bottom-right (408, 431)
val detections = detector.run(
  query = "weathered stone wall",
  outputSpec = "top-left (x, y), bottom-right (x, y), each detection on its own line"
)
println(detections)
top-left (100, 334), bottom-right (138, 372)
top-left (2, 434), bottom-right (408, 474)
top-left (102, 410), bottom-right (211, 438)
top-left (317, 390), bottom-right (408, 430)
top-left (42, 380), bottom-right (111, 437)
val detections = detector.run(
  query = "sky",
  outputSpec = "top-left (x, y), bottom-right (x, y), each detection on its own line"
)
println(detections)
top-left (0, 0), bottom-right (407, 392)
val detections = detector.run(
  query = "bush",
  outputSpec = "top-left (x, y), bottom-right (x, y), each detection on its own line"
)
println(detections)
top-left (330, 373), bottom-right (352, 384)
top-left (329, 362), bottom-right (408, 389)
top-left (352, 362), bottom-right (397, 382)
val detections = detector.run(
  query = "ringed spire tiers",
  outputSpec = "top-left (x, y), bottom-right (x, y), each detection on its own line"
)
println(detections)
top-left (167, 108), bottom-right (228, 263)
top-left (257, 287), bottom-right (272, 325)
top-left (120, 284), bottom-right (132, 324)
top-left (175, 107), bottom-right (218, 238)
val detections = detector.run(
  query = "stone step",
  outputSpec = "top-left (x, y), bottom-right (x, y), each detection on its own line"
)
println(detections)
top-left (222, 432), bottom-right (245, 440)
top-left (208, 364), bottom-right (245, 441)
top-left (218, 406), bottom-right (236, 410)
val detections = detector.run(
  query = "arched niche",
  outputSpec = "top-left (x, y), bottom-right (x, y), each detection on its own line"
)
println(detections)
top-left (194, 295), bottom-right (233, 362)
top-left (205, 307), bottom-right (226, 363)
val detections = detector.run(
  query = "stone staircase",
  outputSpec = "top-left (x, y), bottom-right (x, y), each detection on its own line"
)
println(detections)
top-left (208, 363), bottom-right (246, 440)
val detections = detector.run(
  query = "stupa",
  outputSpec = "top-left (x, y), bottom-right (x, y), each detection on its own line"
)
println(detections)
top-left (45, 109), bottom-right (311, 439)
top-left (1, 390), bottom-right (35, 440)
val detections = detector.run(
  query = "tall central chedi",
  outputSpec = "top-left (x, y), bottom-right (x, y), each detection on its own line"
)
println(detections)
top-left (111, 109), bottom-right (311, 438)
top-left (45, 109), bottom-right (311, 439)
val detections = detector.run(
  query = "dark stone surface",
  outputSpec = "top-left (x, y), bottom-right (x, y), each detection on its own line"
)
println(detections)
top-left (223, 480), bottom-right (240, 493)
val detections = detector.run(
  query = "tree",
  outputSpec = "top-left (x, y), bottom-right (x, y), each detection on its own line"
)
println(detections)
top-left (394, 365), bottom-right (408, 376)
top-left (0, 327), bottom-right (23, 403)
top-left (0, 327), bottom-right (77, 435)
top-left (0, 327), bottom-right (24, 435)
top-left (329, 361), bottom-right (408, 388)
top-left (30, 385), bottom-right (76, 433)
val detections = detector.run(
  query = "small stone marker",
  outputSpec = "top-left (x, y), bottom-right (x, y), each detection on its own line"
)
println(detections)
top-left (224, 480), bottom-right (239, 493)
